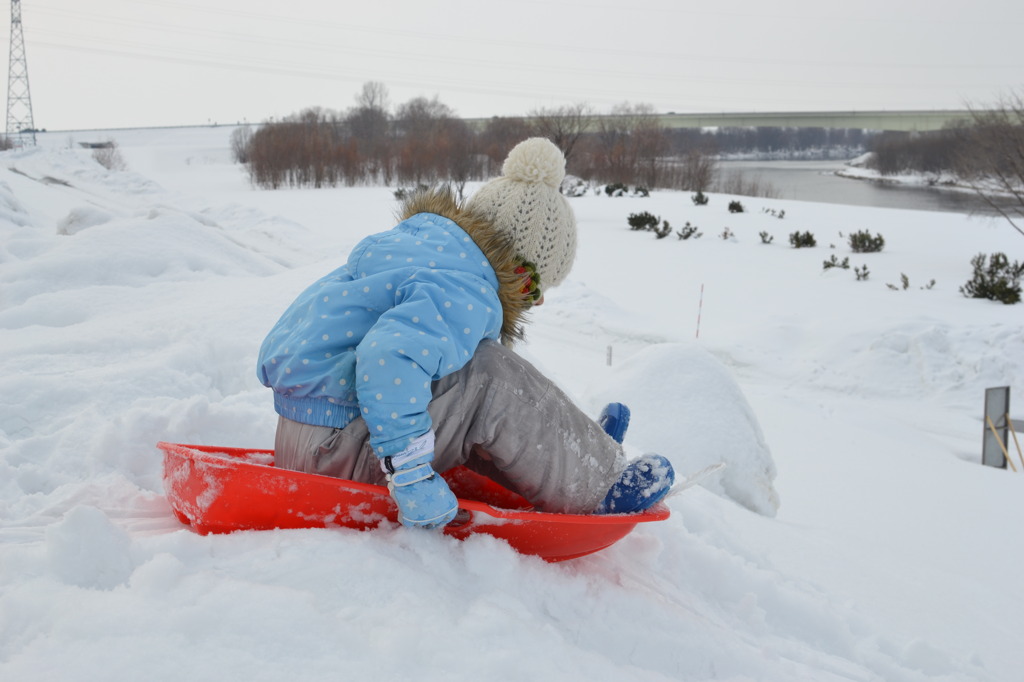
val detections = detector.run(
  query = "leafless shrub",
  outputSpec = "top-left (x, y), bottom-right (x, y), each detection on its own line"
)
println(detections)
top-left (230, 125), bottom-right (253, 163)
top-left (246, 109), bottom-right (349, 188)
top-left (245, 88), bottom-right (833, 197)
top-left (656, 150), bottom-right (717, 192)
top-left (478, 116), bottom-right (533, 175)
top-left (713, 170), bottom-right (780, 198)
top-left (92, 139), bottom-right (127, 171)
top-left (244, 86), bottom-right (487, 190)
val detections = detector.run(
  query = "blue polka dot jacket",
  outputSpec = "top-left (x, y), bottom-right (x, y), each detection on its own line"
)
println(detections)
top-left (257, 189), bottom-right (534, 459)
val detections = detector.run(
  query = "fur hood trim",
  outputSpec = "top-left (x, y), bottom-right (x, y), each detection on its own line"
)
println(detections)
top-left (398, 188), bottom-right (532, 346)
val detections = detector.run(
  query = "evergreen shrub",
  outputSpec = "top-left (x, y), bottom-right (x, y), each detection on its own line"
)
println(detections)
top-left (849, 230), bottom-right (885, 253)
top-left (960, 252), bottom-right (1023, 304)
top-left (627, 211), bottom-right (659, 231)
top-left (789, 231), bottom-right (817, 248)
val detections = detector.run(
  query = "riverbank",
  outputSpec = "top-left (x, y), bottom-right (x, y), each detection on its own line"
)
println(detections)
top-left (835, 153), bottom-right (976, 192)
top-left (718, 158), bottom-right (1004, 214)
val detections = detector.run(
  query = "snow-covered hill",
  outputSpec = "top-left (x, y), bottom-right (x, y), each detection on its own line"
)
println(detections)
top-left (1, 127), bottom-right (1021, 681)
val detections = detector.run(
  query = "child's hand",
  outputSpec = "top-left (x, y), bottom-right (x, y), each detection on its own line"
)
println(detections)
top-left (384, 436), bottom-right (458, 529)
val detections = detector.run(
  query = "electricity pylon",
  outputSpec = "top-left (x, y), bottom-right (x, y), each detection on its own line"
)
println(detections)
top-left (6, 0), bottom-right (35, 146)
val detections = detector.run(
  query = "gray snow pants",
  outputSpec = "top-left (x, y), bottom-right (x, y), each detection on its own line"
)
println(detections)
top-left (274, 339), bottom-right (626, 514)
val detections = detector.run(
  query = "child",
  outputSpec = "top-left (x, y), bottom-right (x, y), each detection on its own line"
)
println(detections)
top-left (257, 138), bottom-right (674, 528)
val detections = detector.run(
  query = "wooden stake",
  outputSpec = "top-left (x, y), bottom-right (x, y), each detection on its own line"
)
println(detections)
top-left (987, 415), bottom-right (1017, 472)
top-left (1007, 413), bottom-right (1024, 472)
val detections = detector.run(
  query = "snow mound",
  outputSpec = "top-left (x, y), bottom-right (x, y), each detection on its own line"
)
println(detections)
top-left (57, 206), bottom-right (116, 235)
top-left (849, 323), bottom-right (1023, 399)
top-left (0, 212), bottom-right (281, 312)
top-left (590, 342), bottom-right (780, 517)
top-left (46, 506), bottom-right (134, 590)
top-left (0, 180), bottom-right (31, 227)
top-left (6, 145), bottom-right (164, 196)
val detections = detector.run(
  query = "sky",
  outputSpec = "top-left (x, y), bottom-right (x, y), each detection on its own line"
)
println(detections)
top-left (5, 0), bottom-right (1024, 131)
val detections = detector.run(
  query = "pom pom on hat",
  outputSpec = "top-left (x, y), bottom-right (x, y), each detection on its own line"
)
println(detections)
top-left (501, 137), bottom-right (567, 188)
top-left (466, 138), bottom-right (577, 293)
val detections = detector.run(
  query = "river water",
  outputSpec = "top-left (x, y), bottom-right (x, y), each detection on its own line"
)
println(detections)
top-left (718, 160), bottom-right (1001, 215)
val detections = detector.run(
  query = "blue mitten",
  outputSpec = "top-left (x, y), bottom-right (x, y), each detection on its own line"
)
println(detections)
top-left (383, 433), bottom-right (458, 529)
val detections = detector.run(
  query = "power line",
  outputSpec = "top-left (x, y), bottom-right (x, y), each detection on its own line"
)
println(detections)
top-left (30, 38), bottom-right (996, 107)
top-left (23, 1), bottom-right (1023, 72)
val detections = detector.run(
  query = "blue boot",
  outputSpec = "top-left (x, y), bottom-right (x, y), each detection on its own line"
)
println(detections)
top-left (598, 402), bottom-right (631, 444)
top-left (595, 454), bottom-right (675, 514)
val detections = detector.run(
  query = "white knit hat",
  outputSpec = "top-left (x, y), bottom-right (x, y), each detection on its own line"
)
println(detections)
top-left (467, 138), bottom-right (577, 292)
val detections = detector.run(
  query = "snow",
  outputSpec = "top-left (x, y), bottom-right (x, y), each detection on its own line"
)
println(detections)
top-left (2, 125), bottom-right (1023, 681)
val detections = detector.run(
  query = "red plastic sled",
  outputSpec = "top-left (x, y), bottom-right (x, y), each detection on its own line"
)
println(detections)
top-left (159, 442), bottom-right (669, 562)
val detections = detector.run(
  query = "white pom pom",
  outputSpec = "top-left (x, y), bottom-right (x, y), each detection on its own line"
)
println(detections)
top-left (501, 138), bottom-right (566, 188)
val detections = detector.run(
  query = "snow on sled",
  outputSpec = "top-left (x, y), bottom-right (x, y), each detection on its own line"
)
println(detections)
top-left (158, 442), bottom-right (670, 562)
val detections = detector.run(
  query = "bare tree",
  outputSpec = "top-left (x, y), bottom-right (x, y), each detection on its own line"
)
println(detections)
top-left (438, 118), bottom-right (483, 200)
top-left (347, 81), bottom-right (392, 183)
top-left (527, 103), bottom-right (595, 166)
top-left (590, 103), bottom-right (636, 185)
top-left (585, 102), bottom-right (667, 186)
top-left (957, 93), bottom-right (1024, 237)
top-left (629, 103), bottom-right (669, 187)
top-left (394, 95), bottom-right (462, 186)
top-left (356, 81), bottom-right (390, 112)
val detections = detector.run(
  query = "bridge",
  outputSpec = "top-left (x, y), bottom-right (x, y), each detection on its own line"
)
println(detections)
top-left (468, 109), bottom-right (980, 133)
top-left (655, 109), bottom-right (977, 132)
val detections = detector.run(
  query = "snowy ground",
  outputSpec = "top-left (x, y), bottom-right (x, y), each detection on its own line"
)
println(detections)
top-left (2, 126), bottom-right (1022, 681)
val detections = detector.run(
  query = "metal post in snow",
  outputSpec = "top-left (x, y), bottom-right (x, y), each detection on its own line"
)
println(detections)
top-left (696, 284), bottom-right (705, 339)
top-left (983, 386), bottom-right (1024, 470)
